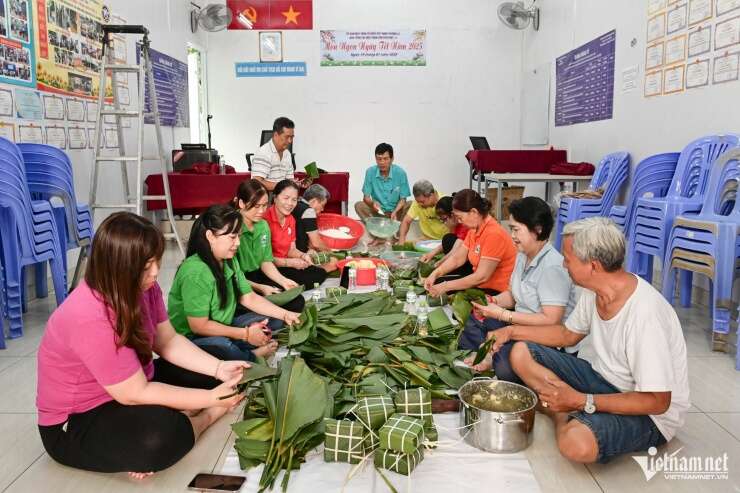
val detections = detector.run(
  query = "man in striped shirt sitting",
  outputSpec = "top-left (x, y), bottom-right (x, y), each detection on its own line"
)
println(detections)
top-left (251, 116), bottom-right (301, 192)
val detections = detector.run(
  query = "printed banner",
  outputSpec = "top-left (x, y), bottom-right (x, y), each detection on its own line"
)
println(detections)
top-left (32, 0), bottom-right (109, 99)
top-left (235, 61), bottom-right (306, 77)
top-left (226, 0), bottom-right (312, 30)
top-left (0, 0), bottom-right (36, 87)
top-left (320, 30), bottom-right (427, 66)
top-left (136, 44), bottom-right (189, 127)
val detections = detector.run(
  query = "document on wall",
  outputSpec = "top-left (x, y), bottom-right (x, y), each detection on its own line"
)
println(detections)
top-left (716, 0), bottom-right (740, 17)
top-left (19, 124), bottom-right (43, 143)
top-left (713, 52), bottom-right (740, 83)
top-left (688, 0), bottom-right (713, 25)
top-left (68, 126), bottom-right (86, 149)
top-left (622, 65), bottom-right (640, 92)
top-left (686, 58), bottom-right (710, 88)
top-left (648, 13), bottom-right (667, 42)
top-left (715, 16), bottom-right (740, 49)
top-left (663, 64), bottom-right (685, 93)
top-left (665, 35), bottom-right (687, 65)
top-left (667, 3), bottom-right (688, 34)
top-left (104, 127), bottom-right (119, 148)
top-left (87, 101), bottom-right (99, 122)
top-left (646, 42), bottom-right (665, 69)
top-left (645, 70), bottom-right (664, 96)
top-left (87, 128), bottom-right (96, 149)
top-left (66, 98), bottom-right (85, 122)
top-left (42, 95), bottom-right (65, 120)
top-left (648, 0), bottom-right (667, 15)
top-left (45, 126), bottom-right (67, 149)
top-left (0, 121), bottom-right (15, 141)
top-left (15, 89), bottom-right (43, 120)
top-left (0, 89), bottom-right (14, 117)
top-left (688, 25), bottom-right (712, 56)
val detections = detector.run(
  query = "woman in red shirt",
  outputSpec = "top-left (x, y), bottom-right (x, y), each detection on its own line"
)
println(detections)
top-left (264, 179), bottom-right (331, 288)
top-left (424, 189), bottom-right (517, 297)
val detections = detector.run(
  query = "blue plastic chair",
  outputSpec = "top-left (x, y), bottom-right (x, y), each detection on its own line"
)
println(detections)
top-left (660, 148), bottom-right (740, 369)
top-left (17, 144), bottom-right (93, 297)
top-left (554, 152), bottom-right (630, 250)
top-left (608, 152), bottom-right (680, 238)
top-left (627, 134), bottom-right (740, 295)
top-left (0, 138), bottom-right (67, 340)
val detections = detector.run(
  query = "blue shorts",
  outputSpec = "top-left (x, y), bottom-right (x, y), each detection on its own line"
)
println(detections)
top-left (525, 342), bottom-right (667, 463)
top-left (189, 311), bottom-right (284, 363)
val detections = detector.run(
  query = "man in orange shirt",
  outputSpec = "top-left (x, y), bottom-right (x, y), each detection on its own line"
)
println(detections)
top-left (425, 189), bottom-right (516, 297)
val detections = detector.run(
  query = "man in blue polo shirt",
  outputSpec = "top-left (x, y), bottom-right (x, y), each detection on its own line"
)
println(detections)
top-left (355, 142), bottom-right (411, 221)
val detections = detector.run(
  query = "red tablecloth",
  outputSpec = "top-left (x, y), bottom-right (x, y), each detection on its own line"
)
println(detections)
top-left (145, 171), bottom-right (349, 215)
top-left (466, 149), bottom-right (568, 174)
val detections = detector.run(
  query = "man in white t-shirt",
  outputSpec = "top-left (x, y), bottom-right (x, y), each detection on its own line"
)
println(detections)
top-left (488, 217), bottom-right (689, 464)
top-left (251, 116), bottom-right (300, 192)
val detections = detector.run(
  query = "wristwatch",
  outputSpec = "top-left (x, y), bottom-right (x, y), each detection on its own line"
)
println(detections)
top-left (584, 394), bottom-right (596, 414)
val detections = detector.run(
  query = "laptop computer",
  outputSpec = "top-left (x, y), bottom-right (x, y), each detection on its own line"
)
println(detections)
top-left (469, 136), bottom-right (491, 151)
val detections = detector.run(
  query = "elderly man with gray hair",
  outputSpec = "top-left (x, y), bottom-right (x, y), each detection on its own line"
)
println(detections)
top-left (398, 180), bottom-right (449, 244)
top-left (291, 183), bottom-right (332, 253)
top-left (485, 217), bottom-right (689, 464)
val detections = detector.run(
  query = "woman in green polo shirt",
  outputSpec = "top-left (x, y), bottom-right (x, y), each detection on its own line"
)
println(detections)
top-left (168, 204), bottom-right (301, 362)
top-left (231, 179), bottom-right (305, 314)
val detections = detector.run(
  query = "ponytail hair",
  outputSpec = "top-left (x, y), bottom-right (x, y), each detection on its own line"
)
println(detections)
top-left (452, 189), bottom-right (491, 216)
top-left (185, 204), bottom-right (243, 309)
top-left (233, 179), bottom-right (268, 211)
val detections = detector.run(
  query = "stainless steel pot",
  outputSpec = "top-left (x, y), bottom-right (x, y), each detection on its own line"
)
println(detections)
top-left (459, 377), bottom-right (538, 453)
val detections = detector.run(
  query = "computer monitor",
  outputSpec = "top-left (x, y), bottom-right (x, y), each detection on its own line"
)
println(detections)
top-left (469, 136), bottom-right (491, 151)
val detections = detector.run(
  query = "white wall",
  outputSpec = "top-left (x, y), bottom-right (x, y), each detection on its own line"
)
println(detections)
top-left (522, 0), bottom-right (739, 168)
top-left (206, 0), bottom-right (524, 209)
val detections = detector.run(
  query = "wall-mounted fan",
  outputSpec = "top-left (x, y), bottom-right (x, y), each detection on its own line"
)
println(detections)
top-left (190, 3), bottom-right (233, 33)
top-left (498, 1), bottom-right (540, 31)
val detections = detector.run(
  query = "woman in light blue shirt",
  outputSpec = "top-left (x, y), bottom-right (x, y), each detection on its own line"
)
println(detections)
top-left (463, 197), bottom-right (580, 382)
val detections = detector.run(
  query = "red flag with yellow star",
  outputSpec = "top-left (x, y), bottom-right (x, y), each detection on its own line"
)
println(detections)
top-left (269, 1), bottom-right (313, 29)
top-left (226, 0), bottom-right (312, 30)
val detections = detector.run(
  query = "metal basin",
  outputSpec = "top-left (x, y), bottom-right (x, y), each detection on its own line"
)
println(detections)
top-left (459, 378), bottom-right (538, 453)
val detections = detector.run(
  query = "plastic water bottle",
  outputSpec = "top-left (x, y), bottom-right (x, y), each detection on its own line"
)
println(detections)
top-left (348, 267), bottom-right (357, 291)
top-left (417, 311), bottom-right (429, 337)
top-left (377, 269), bottom-right (389, 292)
top-left (311, 283), bottom-right (321, 305)
top-left (405, 290), bottom-right (417, 315)
top-left (416, 294), bottom-right (428, 316)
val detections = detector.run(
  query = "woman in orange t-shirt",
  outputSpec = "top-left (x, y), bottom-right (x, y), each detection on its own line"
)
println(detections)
top-left (424, 189), bottom-right (517, 297)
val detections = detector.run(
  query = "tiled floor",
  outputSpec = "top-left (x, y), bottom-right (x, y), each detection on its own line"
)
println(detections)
top-left (0, 246), bottom-right (738, 492)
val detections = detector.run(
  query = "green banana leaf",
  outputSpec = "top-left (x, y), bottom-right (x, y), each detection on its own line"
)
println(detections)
top-left (289, 304), bottom-right (317, 347)
top-left (472, 337), bottom-right (495, 365)
top-left (418, 260), bottom-right (436, 278)
top-left (266, 285), bottom-right (305, 306)
top-left (392, 242), bottom-right (418, 252)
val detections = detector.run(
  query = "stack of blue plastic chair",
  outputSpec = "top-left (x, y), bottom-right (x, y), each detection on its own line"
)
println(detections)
top-left (17, 143), bottom-right (93, 294)
top-left (627, 135), bottom-right (740, 299)
top-left (0, 137), bottom-right (67, 347)
top-left (608, 152), bottom-right (680, 238)
top-left (660, 148), bottom-right (740, 370)
top-left (553, 151), bottom-right (630, 250)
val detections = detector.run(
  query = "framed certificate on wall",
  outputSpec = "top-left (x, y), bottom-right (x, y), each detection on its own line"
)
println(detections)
top-left (260, 31), bottom-right (283, 62)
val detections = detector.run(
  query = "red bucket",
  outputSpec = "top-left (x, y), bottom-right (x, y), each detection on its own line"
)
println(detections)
top-left (337, 258), bottom-right (387, 286)
top-left (317, 213), bottom-right (364, 250)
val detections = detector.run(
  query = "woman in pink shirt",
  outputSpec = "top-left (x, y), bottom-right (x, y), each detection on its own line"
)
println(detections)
top-left (36, 212), bottom-right (248, 478)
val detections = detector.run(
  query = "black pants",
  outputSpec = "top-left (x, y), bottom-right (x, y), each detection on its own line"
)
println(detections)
top-left (441, 233), bottom-right (459, 254)
top-left (244, 269), bottom-right (306, 313)
top-left (38, 358), bottom-right (219, 473)
top-left (273, 265), bottom-right (327, 290)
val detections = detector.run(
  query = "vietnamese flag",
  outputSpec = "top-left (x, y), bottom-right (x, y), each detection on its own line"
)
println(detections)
top-left (269, 1), bottom-right (313, 30)
top-left (226, 0), bottom-right (313, 30)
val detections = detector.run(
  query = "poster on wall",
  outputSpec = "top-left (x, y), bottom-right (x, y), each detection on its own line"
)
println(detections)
top-left (555, 30), bottom-right (616, 126)
top-left (135, 44), bottom-right (189, 127)
top-left (0, 0), bottom-right (36, 87)
top-left (32, 0), bottom-right (109, 99)
top-left (14, 86), bottom-right (42, 118)
top-left (67, 124), bottom-right (84, 148)
top-left (320, 30), bottom-right (427, 66)
top-left (0, 86), bottom-right (13, 115)
top-left (45, 124), bottom-right (65, 147)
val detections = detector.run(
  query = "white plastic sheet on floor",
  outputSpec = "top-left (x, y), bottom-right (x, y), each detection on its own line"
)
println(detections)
top-left (220, 413), bottom-right (541, 492)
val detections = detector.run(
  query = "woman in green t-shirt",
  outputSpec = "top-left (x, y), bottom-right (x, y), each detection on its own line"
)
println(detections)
top-left (168, 204), bottom-right (301, 362)
top-left (232, 179), bottom-right (326, 296)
